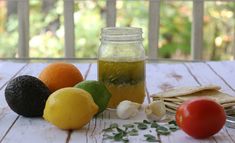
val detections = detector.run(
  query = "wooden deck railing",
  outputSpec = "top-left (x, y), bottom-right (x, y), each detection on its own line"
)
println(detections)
top-left (16, 0), bottom-right (234, 60)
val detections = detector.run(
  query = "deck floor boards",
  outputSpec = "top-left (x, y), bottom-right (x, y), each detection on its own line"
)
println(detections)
top-left (0, 61), bottom-right (235, 143)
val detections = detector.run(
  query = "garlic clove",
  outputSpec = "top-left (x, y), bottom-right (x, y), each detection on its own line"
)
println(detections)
top-left (145, 100), bottom-right (166, 121)
top-left (130, 102), bottom-right (141, 109)
top-left (116, 100), bottom-right (141, 119)
top-left (145, 106), bottom-right (153, 115)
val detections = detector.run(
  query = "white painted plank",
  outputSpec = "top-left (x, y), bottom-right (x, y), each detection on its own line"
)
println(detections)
top-left (213, 128), bottom-right (234, 143)
top-left (225, 127), bottom-right (235, 143)
top-left (206, 61), bottom-right (235, 142)
top-left (148, 0), bottom-right (160, 59)
top-left (69, 63), bottom-right (151, 143)
top-left (184, 62), bottom-right (235, 143)
top-left (2, 62), bottom-right (235, 143)
top-left (0, 62), bottom-right (28, 141)
top-left (0, 62), bottom-right (26, 88)
top-left (146, 63), bottom-right (198, 143)
top-left (161, 128), bottom-right (233, 143)
top-left (207, 61), bottom-right (235, 91)
top-left (84, 109), bottom-right (150, 143)
top-left (70, 62), bottom-right (219, 143)
top-left (0, 89), bottom-right (19, 143)
top-left (0, 62), bottom-right (90, 143)
top-left (69, 63), bottom-right (96, 143)
top-left (17, 0), bottom-right (29, 58)
top-left (106, 0), bottom-right (116, 27)
top-left (70, 109), bottom-right (150, 143)
top-left (0, 63), bottom-right (50, 143)
top-left (191, 0), bottom-right (204, 60)
top-left (1, 117), bottom-right (68, 143)
top-left (85, 63), bottom-right (97, 80)
top-left (146, 63), bottom-right (199, 95)
top-left (162, 129), bottom-right (215, 143)
top-left (146, 63), bottom-right (219, 143)
top-left (184, 62), bottom-right (235, 96)
top-left (64, 0), bottom-right (75, 58)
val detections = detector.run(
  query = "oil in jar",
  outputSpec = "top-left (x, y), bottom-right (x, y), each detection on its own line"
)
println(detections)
top-left (98, 59), bottom-right (145, 108)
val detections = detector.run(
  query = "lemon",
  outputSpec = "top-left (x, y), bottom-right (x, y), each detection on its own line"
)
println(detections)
top-left (43, 87), bottom-right (98, 130)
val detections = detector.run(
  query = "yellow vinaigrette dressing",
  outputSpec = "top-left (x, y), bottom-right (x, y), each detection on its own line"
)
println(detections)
top-left (98, 59), bottom-right (145, 108)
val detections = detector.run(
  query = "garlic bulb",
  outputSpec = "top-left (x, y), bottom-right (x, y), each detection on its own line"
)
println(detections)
top-left (116, 100), bottom-right (141, 119)
top-left (145, 100), bottom-right (166, 121)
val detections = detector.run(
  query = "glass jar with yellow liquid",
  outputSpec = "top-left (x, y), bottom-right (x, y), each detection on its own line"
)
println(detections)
top-left (98, 27), bottom-right (146, 108)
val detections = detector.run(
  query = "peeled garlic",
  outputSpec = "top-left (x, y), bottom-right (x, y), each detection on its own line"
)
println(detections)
top-left (116, 100), bottom-right (141, 119)
top-left (145, 100), bottom-right (166, 121)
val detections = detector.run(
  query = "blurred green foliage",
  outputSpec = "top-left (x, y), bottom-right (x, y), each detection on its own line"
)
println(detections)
top-left (0, 0), bottom-right (234, 60)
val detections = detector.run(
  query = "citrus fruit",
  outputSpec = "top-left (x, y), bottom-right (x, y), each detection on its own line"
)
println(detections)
top-left (43, 87), bottom-right (98, 130)
top-left (74, 80), bottom-right (112, 114)
top-left (5, 75), bottom-right (51, 117)
top-left (39, 62), bottom-right (83, 92)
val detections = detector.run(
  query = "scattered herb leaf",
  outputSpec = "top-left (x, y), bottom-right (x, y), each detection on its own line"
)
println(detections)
top-left (123, 124), bottom-right (134, 128)
top-left (143, 120), bottom-right (151, 124)
top-left (157, 129), bottom-right (170, 135)
top-left (156, 126), bottom-right (170, 135)
top-left (168, 124), bottom-right (178, 132)
top-left (168, 120), bottom-right (177, 126)
top-left (144, 134), bottom-right (156, 138)
top-left (128, 129), bottom-right (138, 136)
top-left (114, 132), bottom-right (125, 141)
top-left (134, 122), bottom-right (143, 125)
top-left (102, 120), bottom-right (178, 142)
top-left (157, 126), bottom-right (168, 132)
top-left (116, 127), bottom-right (127, 136)
top-left (151, 122), bottom-right (159, 128)
top-left (144, 134), bottom-right (159, 142)
top-left (110, 123), bottom-right (118, 128)
top-left (137, 123), bottom-right (148, 130)
top-left (169, 128), bottom-right (178, 132)
top-left (146, 137), bottom-right (159, 142)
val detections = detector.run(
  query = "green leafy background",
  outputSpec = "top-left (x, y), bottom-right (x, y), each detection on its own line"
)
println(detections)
top-left (0, 1), bottom-right (234, 60)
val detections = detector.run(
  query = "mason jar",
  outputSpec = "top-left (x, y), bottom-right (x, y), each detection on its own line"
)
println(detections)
top-left (98, 27), bottom-right (146, 108)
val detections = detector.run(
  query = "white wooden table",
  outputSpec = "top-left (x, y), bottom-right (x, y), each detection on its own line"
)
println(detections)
top-left (0, 60), bottom-right (235, 143)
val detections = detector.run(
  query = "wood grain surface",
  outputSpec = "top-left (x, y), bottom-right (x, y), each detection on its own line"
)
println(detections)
top-left (0, 61), bottom-right (235, 143)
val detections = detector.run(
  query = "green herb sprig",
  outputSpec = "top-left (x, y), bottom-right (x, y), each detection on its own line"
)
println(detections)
top-left (102, 120), bottom-right (178, 143)
top-left (144, 134), bottom-right (160, 142)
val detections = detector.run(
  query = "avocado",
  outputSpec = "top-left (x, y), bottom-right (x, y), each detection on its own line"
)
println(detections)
top-left (5, 75), bottom-right (51, 117)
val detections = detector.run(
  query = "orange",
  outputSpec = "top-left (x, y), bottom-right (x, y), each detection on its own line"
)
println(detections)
top-left (39, 62), bottom-right (83, 92)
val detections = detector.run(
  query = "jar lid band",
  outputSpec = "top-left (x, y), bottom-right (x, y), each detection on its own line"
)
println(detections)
top-left (101, 27), bottom-right (143, 42)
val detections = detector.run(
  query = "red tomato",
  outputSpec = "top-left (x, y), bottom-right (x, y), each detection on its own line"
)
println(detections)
top-left (176, 98), bottom-right (226, 139)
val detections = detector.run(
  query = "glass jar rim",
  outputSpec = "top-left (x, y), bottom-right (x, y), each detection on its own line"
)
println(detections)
top-left (102, 27), bottom-right (142, 35)
top-left (101, 27), bottom-right (143, 42)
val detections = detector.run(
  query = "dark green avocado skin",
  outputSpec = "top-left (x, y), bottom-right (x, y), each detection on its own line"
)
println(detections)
top-left (5, 75), bottom-right (51, 117)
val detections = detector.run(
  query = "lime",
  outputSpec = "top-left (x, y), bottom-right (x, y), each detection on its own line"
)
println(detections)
top-left (43, 87), bottom-right (98, 130)
top-left (74, 80), bottom-right (112, 114)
